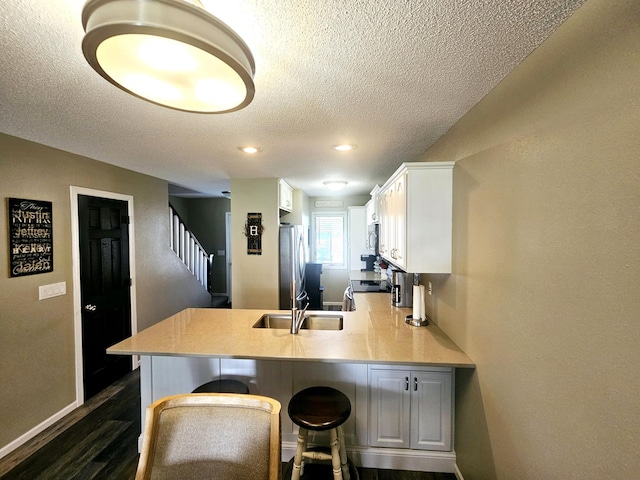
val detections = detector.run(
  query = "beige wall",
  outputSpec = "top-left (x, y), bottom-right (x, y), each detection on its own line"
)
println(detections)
top-left (230, 178), bottom-right (280, 309)
top-left (230, 183), bottom-right (369, 306)
top-left (421, 1), bottom-right (640, 478)
top-left (0, 134), bottom-right (211, 451)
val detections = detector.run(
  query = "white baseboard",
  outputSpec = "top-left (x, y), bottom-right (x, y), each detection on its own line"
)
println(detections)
top-left (0, 401), bottom-right (77, 460)
top-left (281, 441), bottom-right (456, 473)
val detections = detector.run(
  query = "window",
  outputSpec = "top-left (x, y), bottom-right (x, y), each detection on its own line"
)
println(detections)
top-left (312, 213), bottom-right (346, 268)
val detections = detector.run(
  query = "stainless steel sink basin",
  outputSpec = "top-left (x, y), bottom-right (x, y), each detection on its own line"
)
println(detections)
top-left (302, 315), bottom-right (343, 330)
top-left (252, 314), bottom-right (292, 329)
top-left (253, 313), bottom-right (343, 331)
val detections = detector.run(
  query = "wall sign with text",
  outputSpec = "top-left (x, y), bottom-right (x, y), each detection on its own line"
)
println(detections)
top-left (8, 198), bottom-right (53, 277)
top-left (245, 212), bottom-right (263, 255)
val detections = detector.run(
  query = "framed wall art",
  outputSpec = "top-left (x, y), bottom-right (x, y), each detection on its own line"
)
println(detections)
top-left (245, 212), bottom-right (263, 255)
top-left (8, 198), bottom-right (53, 277)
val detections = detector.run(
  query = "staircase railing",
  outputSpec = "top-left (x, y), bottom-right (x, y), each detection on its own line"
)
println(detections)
top-left (169, 205), bottom-right (212, 290)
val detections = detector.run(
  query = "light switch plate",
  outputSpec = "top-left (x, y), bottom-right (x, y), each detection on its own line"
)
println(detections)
top-left (39, 281), bottom-right (66, 300)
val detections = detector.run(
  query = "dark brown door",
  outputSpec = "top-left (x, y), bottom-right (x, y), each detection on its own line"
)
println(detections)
top-left (78, 195), bottom-right (132, 400)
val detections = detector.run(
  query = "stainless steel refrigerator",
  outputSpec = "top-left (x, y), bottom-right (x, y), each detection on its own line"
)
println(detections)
top-left (279, 225), bottom-right (307, 310)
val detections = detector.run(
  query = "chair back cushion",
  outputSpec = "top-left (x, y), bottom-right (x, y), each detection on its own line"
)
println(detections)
top-left (150, 404), bottom-right (273, 480)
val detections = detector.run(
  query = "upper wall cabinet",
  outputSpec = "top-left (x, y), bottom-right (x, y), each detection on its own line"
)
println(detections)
top-left (278, 179), bottom-right (293, 213)
top-left (365, 185), bottom-right (381, 226)
top-left (378, 162), bottom-right (454, 274)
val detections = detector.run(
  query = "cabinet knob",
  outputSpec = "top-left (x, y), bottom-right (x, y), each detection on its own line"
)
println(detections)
top-left (405, 376), bottom-right (409, 391)
top-left (414, 377), bottom-right (418, 391)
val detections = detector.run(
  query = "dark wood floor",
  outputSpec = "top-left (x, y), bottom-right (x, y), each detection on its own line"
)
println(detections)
top-left (0, 370), bottom-right (456, 480)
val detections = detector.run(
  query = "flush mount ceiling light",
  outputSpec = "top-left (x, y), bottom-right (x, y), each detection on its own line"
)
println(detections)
top-left (238, 146), bottom-right (262, 154)
top-left (323, 180), bottom-right (348, 191)
top-left (333, 144), bottom-right (356, 151)
top-left (81, 0), bottom-right (255, 113)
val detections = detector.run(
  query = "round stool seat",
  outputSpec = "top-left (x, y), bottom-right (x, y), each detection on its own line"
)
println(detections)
top-left (288, 386), bottom-right (351, 431)
top-left (192, 379), bottom-right (250, 394)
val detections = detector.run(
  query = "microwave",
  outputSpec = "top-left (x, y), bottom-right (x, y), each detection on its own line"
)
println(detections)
top-left (366, 223), bottom-right (379, 255)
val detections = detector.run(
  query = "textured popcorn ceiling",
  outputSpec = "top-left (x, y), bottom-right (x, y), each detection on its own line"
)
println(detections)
top-left (0, 0), bottom-right (586, 197)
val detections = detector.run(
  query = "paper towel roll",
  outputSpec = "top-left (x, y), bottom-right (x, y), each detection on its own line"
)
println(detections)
top-left (413, 285), bottom-right (421, 320)
top-left (419, 284), bottom-right (426, 321)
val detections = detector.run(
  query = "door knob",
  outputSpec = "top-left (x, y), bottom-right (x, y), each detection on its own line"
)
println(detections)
top-left (84, 304), bottom-right (97, 312)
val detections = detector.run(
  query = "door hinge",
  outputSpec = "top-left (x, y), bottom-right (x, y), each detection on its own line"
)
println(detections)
top-left (121, 215), bottom-right (130, 225)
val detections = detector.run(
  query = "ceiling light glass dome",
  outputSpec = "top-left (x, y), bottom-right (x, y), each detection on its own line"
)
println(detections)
top-left (81, 0), bottom-right (255, 113)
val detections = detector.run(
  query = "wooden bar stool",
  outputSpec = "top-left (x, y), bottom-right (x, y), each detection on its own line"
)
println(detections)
top-left (192, 378), bottom-right (250, 394)
top-left (288, 386), bottom-right (351, 480)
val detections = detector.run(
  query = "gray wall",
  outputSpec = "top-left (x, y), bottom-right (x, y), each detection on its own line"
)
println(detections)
top-left (421, 1), bottom-right (640, 478)
top-left (168, 195), bottom-right (189, 223)
top-left (181, 197), bottom-right (231, 294)
top-left (0, 134), bottom-right (211, 451)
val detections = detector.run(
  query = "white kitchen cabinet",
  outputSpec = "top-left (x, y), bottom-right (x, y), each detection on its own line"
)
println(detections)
top-left (365, 199), bottom-right (374, 226)
top-left (388, 172), bottom-right (407, 268)
top-left (368, 366), bottom-right (452, 451)
top-left (141, 356), bottom-right (457, 471)
top-left (348, 206), bottom-right (368, 271)
top-left (366, 184), bottom-right (380, 226)
top-left (378, 162), bottom-right (454, 273)
top-left (377, 185), bottom-right (390, 258)
top-left (279, 178), bottom-right (293, 212)
top-left (378, 173), bottom-right (406, 265)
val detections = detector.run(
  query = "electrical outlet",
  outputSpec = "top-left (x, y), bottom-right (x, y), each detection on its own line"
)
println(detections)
top-left (39, 281), bottom-right (66, 300)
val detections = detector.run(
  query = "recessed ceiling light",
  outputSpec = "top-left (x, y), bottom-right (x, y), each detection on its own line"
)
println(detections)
top-left (239, 146), bottom-right (262, 154)
top-left (333, 144), bottom-right (356, 151)
top-left (323, 180), bottom-right (348, 191)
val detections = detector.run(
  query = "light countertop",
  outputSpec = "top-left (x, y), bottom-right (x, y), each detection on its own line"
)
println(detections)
top-left (108, 293), bottom-right (474, 368)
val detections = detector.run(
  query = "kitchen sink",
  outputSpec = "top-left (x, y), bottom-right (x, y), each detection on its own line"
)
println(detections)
top-left (252, 314), bottom-right (291, 329)
top-left (252, 313), bottom-right (343, 331)
top-left (302, 315), bottom-right (344, 330)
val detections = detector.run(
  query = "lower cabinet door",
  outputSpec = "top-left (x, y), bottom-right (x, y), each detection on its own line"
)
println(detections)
top-left (410, 371), bottom-right (453, 451)
top-left (368, 369), bottom-right (411, 448)
top-left (369, 366), bottom-right (453, 451)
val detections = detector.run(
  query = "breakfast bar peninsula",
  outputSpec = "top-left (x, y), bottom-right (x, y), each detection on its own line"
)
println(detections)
top-left (108, 293), bottom-right (474, 473)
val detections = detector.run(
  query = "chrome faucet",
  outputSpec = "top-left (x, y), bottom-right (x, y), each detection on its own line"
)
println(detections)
top-left (290, 301), bottom-right (308, 334)
top-left (290, 279), bottom-right (309, 334)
